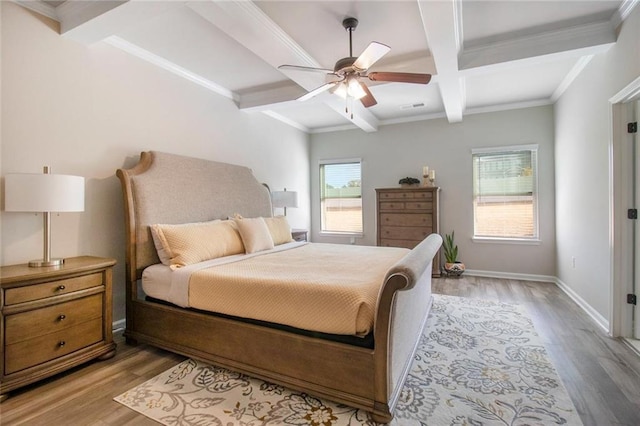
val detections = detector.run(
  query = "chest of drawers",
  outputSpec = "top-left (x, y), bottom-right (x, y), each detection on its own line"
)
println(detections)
top-left (376, 187), bottom-right (441, 276)
top-left (0, 256), bottom-right (117, 401)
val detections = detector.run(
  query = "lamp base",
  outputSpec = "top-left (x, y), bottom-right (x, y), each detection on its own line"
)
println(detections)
top-left (28, 258), bottom-right (64, 268)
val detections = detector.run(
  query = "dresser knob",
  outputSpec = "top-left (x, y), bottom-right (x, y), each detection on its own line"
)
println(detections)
top-left (58, 341), bottom-right (66, 347)
top-left (57, 285), bottom-right (66, 291)
top-left (58, 314), bottom-right (66, 321)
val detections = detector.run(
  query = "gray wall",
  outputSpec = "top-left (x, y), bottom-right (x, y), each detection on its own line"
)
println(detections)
top-left (0, 3), bottom-right (310, 324)
top-left (310, 106), bottom-right (556, 277)
top-left (554, 7), bottom-right (640, 322)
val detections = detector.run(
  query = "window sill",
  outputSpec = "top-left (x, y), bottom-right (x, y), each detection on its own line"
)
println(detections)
top-left (472, 237), bottom-right (540, 245)
top-left (320, 231), bottom-right (364, 238)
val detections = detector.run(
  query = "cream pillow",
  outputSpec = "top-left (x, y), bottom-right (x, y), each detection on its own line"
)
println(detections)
top-left (150, 220), bottom-right (244, 269)
top-left (264, 216), bottom-right (293, 245)
top-left (235, 217), bottom-right (275, 254)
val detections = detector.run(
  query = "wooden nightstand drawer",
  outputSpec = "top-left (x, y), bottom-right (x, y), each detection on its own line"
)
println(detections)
top-left (4, 273), bottom-right (103, 305)
top-left (5, 294), bottom-right (103, 345)
top-left (5, 318), bottom-right (103, 374)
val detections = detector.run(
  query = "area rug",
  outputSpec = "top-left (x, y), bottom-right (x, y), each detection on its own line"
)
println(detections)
top-left (114, 295), bottom-right (582, 425)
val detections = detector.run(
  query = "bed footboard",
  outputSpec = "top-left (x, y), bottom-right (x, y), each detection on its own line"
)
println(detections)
top-left (372, 233), bottom-right (442, 422)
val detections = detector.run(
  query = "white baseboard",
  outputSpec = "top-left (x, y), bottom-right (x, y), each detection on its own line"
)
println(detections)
top-left (464, 269), bottom-right (556, 283)
top-left (554, 278), bottom-right (609, 333)
top-left (113, 319), bottom-right (126, 333)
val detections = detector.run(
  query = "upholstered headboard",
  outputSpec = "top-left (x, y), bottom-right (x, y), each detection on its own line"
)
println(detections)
top-left (117, 151), bottom-right (272, 280)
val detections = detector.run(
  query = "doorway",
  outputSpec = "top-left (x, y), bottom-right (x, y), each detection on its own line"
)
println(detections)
top-left (610, 76), bottom-right (640, 353)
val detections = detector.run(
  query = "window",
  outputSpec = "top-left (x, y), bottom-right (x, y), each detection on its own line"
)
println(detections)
top-left (319, 159), bottom-right (362, 234)
top-left (472, 145), bottom-right (538, 240)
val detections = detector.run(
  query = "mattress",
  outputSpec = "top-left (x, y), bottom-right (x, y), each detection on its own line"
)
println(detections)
top-left (142, 242), bottom-right (409, 336)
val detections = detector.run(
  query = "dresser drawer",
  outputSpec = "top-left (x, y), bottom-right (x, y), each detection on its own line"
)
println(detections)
top-left (4, 273), bottom-right (103, 305)
top-left (5, 294), bottom-right (103, 345)
top-left (5, 318), bottom-right (103, 374)
top-left (379, 239), bottom-right (420, 249)
top-left (378, 191), bottom-right (433, 200)
top-left (379, 226), bottom-right (431, 241)
top-left (404, 201), bottom-right (433, 210)
top-left (380, 213), bottom-right (432, 227)
top-left (379, 201), bottom-right (406, 210)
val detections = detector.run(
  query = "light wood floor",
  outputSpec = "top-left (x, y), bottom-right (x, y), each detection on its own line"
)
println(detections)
top-left (1, 275), bottom-right (639, 425)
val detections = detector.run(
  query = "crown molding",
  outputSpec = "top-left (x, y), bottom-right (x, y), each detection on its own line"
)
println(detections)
top-left (262, 111), bottom-right (309, 134)
top-left (610, 0), bottom-right (639, 30)
top-left (13, 0), bottom-right (58, 20)
top-left (104, 36), bottom-right (239, 103)
top-left (550, 55), bottom-right (594, 102)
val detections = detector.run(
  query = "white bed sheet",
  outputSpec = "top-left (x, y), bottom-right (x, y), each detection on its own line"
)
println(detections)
top-left (141, 241), bottom-right (305, 305)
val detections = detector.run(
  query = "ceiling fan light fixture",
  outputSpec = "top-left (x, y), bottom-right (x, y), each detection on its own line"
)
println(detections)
top-left (347, 78), bottom-right (366, 99)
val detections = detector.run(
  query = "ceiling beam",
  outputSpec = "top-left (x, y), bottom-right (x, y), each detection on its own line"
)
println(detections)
top-left (459, 19), bottom-right (616, 72)
top-left (417, 0), bottom-right (465, 123)
top-left (186, 0), bottom-right (380, 132)
top-left (57, 1), bottom-right (183, 45)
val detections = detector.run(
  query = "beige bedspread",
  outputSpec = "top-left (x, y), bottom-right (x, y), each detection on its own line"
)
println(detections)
top-left (188, 243), bottom-right (409, 335)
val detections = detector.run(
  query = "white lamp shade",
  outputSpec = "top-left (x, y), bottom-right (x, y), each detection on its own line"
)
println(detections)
top-left (5, 173), bottom-right (85, 212)
top-left (271, 190), bottom-right (298, 209)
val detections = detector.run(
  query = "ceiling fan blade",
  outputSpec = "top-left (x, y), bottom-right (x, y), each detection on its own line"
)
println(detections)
top-left (353, 42), bottom-right (391, 71)
top-left (297, 82), bottom-right (338, 101)
top-left (279, 64), bottom-right (335, 73)
top-left (359, 82), bottom-right (377, 108)
top-left (368, 72), bottom-right (432, 84)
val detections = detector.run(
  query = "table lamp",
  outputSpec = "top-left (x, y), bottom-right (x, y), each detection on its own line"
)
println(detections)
top-left (4, 166), bottom-right (85, 267)
top-left (271, 188), bottom-right (298, 216)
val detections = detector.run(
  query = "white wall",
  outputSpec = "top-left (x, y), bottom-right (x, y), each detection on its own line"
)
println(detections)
top-left (310, 106), bottom-right (556, 276)
top-left (554, 7), bottom-right (640, 322)
top-left (0, 3), bottom-right (310, 323)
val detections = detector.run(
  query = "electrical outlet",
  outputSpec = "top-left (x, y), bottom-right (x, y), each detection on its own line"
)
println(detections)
top-left (350, 237), bottom-right (356, 245)
top-left (571, 257), bottom-right (576, 269)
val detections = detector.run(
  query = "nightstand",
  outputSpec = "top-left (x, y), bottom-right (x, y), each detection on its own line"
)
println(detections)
top-left (0, 256), bottom-right (117, 402)
top-left (292, 229), bottom-right (308, 242)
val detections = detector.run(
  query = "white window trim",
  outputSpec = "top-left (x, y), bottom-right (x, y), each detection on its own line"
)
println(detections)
top-left (471, 144), bottom-right (540, 241)
top-left (319, 158), bottom-right (363, 235)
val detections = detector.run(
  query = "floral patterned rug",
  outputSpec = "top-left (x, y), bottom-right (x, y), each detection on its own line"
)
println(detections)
top-left (114, 295), bottom-right (582, 425)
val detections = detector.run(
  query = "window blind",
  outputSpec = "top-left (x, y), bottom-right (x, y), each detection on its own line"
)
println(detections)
top-left (472, 147), bottom-right (538, 239)
top-left (320, 161), bottom-right (363, 233)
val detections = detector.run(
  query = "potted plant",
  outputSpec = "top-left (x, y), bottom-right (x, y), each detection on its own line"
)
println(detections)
top-left (443, 231), bottom-right (465, 276)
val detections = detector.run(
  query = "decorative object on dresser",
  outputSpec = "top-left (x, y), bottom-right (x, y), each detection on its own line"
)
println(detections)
top-left (0, 256), bottom-right (117, 402)
top-left (398, 176), bottom-right (420, 187)
top-left (376, 186), bottom-right (441, 277)
top-left (271, 188), bottom-right (298, 216)
top-left (4, 167), bottom-right (84, 267)
top-left (443, 231), bottom-right (465, 276)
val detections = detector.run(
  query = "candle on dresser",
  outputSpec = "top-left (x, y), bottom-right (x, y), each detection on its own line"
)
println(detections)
top-left (429, 170), bottom-right (435, 180)
top-left (423, 166), bottom-right (429, 176)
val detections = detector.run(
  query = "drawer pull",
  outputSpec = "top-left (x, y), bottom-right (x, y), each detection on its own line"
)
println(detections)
top-left (58, 314), bottom-right (66, 321)
top-left (58, 341), bottom-right (66, 347)
top-left (57, 285), bottom-right (66, 291)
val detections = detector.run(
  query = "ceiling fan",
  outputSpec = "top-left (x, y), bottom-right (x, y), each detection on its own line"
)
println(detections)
top-left (279, 17), bottom-right (431, 114)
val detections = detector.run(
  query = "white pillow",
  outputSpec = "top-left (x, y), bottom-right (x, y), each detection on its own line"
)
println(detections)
top-left (234, 217), bottom-right (275, 254)
top-left (264, 216), bottom-right (293, 245)
top-left (150, 220), bottom-right (244, 268)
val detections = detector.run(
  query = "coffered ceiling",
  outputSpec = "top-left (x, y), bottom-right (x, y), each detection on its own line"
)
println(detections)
top-left (21, 0), bottom-right (637, 133)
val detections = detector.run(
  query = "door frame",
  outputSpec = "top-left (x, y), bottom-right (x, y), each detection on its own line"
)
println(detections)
top-left (609, 75), bottom-right (640, 338)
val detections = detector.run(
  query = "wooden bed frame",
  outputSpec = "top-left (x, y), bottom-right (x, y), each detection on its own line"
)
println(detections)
top-left (116, 151), bottom-right (442, 422)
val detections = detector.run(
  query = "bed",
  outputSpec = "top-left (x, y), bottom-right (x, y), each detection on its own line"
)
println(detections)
top-left (116, 151), bottom-right (442, 422)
